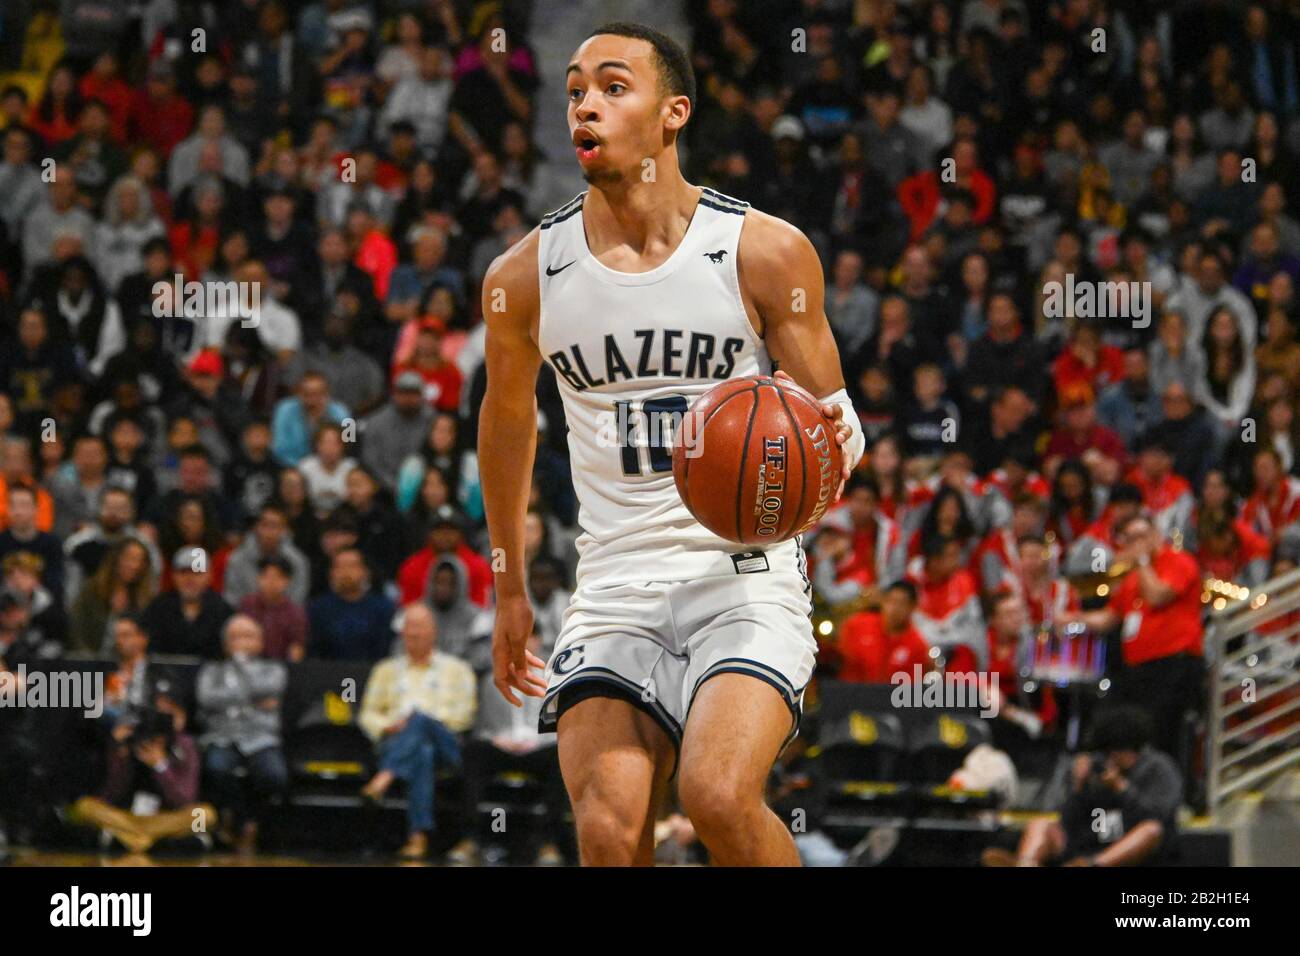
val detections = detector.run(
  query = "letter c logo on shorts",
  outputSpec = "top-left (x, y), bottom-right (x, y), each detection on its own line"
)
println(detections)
top-left (553, 644), bottom-right (586, 675)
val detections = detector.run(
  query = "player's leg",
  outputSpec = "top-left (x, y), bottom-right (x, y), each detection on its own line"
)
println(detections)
top-left (540, 582), bottom-right (686, 865)
top-left (672, 565), bottom-right (816, 866)
top-left (676, 672), bottom-right (800, 866)
top-left (557, 694), bottom-right (676, 865)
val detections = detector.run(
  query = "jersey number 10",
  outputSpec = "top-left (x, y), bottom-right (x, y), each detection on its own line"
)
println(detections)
top-left (614, 395), bottom-right (690, 476)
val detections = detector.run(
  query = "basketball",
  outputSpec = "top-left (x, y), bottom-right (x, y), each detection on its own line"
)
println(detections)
top-left (673, 374), bottom-right (842, 544)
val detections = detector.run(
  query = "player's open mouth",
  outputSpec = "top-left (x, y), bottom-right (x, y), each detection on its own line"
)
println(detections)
top-left (573, 128), bottom-right (601, 162)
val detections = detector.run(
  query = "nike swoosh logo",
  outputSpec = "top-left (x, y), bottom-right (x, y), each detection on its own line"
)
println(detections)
top-left (546, 260), bottom-right (576, 276)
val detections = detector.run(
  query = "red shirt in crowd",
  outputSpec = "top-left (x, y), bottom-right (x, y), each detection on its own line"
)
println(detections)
top-left (810, 512), bottom-right (902, 592)
top-left (974, 468), bottom-right (1051, 508)
top-left (973, 526), bottom-right (1032, 594)
top-left (79, 73), bottom-right (135, 143)
top-left (1012, 577), bottom-right (1080, 632)
top-left (397, 543), bottom-right (493, 608)
top-left (394, 362), bottom-right (463, 413)
top-left (1051, 345), bottom-right (1125, 397)
top-left (1128, 469), bottom-right (1191, 511)
top-left (977, 627), bottom-right (1059, 730)
top-left (837, 611), bottom-right (932, 683)
top-left (128, 88), bottom-right (195, 158)
top-left (897, 167), bottom-right (996, 240)
top-left (907, 562), bottom-right (985, 672)
top-left (168, 219), bottom-right (221, 278)
top-left (1080, 507), bottom-right (1121, 550)
top-left (355, 227), bottom-right (398, 301)
top-left (848, 518), bottom-right (902, 589)
top-left (1127, 468), bottom-right (1194, 532)
top-left (1106, 546), bottom-right (1203, 666)
top-left (27, 103), bottom-right (79, 147)
top-left (1196, 519), bottom-right (1271, 583)
top-left (1045, 422), bottom-right (1126, 466)
top-left (1242, 476), bottom-right (1300, 541)
top-left (1050, 506), bottom-right (1093, 548)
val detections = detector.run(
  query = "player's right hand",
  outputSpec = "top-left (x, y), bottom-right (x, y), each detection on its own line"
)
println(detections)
top-left (492, 594), bottom-right (548, 706)
top-left (772, 369), bottom-right (853, 500)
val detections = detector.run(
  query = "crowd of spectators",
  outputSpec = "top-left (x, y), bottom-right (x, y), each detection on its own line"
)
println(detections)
top-left (0, 0), bottom-right (575, 864)
top-left (695, 0), bottom-right (1300, 754)
top-left (1, 0), bottom-right (1300, 864)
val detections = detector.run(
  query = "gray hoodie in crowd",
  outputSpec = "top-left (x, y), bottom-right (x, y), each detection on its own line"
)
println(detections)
top-left (360, 402), bottom-right (435, 490)
top-left (222, 536), bottom-right (311, 607)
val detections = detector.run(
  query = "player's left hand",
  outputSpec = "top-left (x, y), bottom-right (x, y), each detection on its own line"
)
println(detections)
top-left (772, 370), bottom-right (852, 501)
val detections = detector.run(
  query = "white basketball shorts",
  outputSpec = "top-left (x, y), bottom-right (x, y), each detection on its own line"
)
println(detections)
top-left (537, 557), bottom-right (817, 771)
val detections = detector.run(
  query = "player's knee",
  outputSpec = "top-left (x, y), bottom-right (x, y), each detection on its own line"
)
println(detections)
top-left (677, 769), bottom-right (758, 836)
top-left (572, 795), bottom-right (642, 865)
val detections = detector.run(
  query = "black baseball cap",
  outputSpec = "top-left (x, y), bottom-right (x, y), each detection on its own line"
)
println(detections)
top-left (430, 504), bottom-right (467, 533)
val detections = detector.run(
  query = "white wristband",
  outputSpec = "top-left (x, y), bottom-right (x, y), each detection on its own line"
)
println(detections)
top-left (819, 387), bottom-right (865, 471)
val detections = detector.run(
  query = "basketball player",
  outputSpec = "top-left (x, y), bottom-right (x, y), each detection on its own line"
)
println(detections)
top-left (478, 23), bottom-right (865, 866)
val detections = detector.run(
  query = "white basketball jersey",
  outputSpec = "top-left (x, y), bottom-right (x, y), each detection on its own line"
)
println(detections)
top-left (536, 187), bottom-right (802, 589)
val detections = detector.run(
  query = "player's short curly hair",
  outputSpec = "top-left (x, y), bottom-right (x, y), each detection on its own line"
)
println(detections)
top-left (588, 22), bottom-right (696, 113)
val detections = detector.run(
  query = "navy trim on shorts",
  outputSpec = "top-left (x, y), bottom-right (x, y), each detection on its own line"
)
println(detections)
top-left (793, 535), bottom-right (812, 602)
top-left (540, 669), bottom-right (684, 777)
top-left (686, 657), bottom-right (807, 752)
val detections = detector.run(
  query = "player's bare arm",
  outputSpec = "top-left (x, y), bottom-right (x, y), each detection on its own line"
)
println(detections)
top-left (478, 229), bottom-right (549, 706)
top-left (737, 208), bottom-right (866, 495)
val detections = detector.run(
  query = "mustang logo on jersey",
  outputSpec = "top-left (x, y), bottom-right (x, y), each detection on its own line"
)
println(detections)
top-left (548, 329), bottom-right (745, 391)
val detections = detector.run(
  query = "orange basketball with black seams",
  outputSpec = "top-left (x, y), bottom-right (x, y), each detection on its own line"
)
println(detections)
top-left (672, 374), bottom-right (842, 545)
